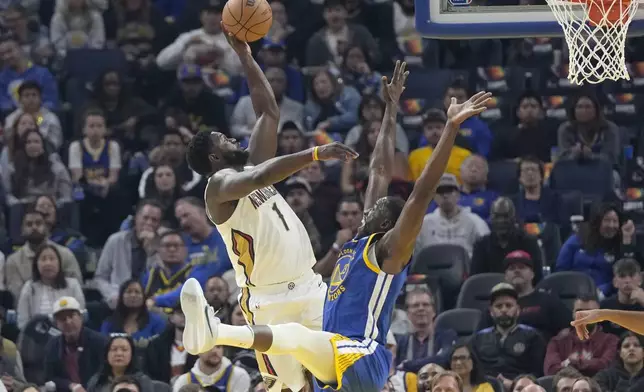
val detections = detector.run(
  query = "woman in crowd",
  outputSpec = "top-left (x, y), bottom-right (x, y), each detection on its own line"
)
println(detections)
top-left (87, 334), bottom-right (154, 392)
top-left (4, 129), bottom-right (72, 207)
top-left (445, 343), bottom-right (496, 392)
top-left (340, 119), bottom-right (409, 194)
top-left (50, 0), bottom-right (106, 59)
top-left (571, 377), bottom-right (602, 392)
top-left (100, 279), bottom-right (166, 344)
top-left (16, 244), bottom-right (85, 329)
top-left (556, 203), bottom-right (638, 295)
top-left (139, 164), bottom-right (183, 228)
top-left (304, 69), bottom-right (361, 134)
top-left (594, 332), bottom-right (644, 392)
top-left (341, 45), bottom-right (382, 96)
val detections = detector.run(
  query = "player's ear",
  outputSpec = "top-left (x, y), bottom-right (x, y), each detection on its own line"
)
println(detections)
top-left (208, 153), bottom-right (220, 163)
top-left (380, 219), bottom-right (392, 230)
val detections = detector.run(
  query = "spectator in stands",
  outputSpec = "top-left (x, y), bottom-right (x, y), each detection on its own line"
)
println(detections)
top-left (470, 198), bottom-right (544, 282)
top-left (231, 66), bottom-right (304, 140)
top-left (2, 5), bottom-right (53, 66)
top-left (512, 156), bottom-right (562, 224)
top-left (172, 344), bottom-right (250, 392)
top-left (144, 303), bottom-right (196, 384)
top-left (162, 64), bottom-right (229, 135)
top-left (395, 288), bottom-right (457, 368)
top-left (87, 334), bottom-right (154, 392)
top-left (340, 119), bottom-right (409, 194)
top-left (478, 250), bottom-right (570, 339)
top-left (4, 129), bottom-right (72, 208)
top-left (594, 331), bottom-right (644, 392)
top-left (571, 377), bottom-right (601, 392)
top-left (150, 197), bottom-right (233, 308)
top-left (155, 0), bottom-right (241, 76)
top-left (296, 159), bottom-right (342, 241)
top-left (50, 0), bottom-right (106, 59)
top-left (100, 279), bottom-right (166, 344)
top-left (95, 199), bottom-right (163, 307)
top-left (557, 93), bottom-right (619, 165)
top-left (238, 38), bottom-right (304, 103)
top-left (471, 283), bottom-right (545, 389)
top-left (601, 258), bottom-right (644, 336)
top-left (204, 275), bottom-right (231, 321)
top-left (305, 0), bottom-right (379, 67)
top-left (16, 244), bottom-right (86, 329)
top-left (556, 203), bottom-right (637, 295)
top-left (44, 296), bottom-right (107, 392)
top-left (384, 330), bottom-right (419, 392)
top-left (142, 230), bottom-right (190, 302)
top-left (110, 375), bottom-right (143, 392)
top-left (443, 343), bottom-right (496, 392)
top-left (139, 165), bottom-right (183, 228)
top-left (544, 294), bottom-right (618, 376)
top-left (105, 0), bottom-right (174, 54)
top-left (490, 92), bottom-right (556, 163)
top-left (415, 174), bottom-right (489, 257)
top-left (304, 68), bottom-right (361, 134)
top-left (510, 375), bottom-right (538, 392)
top-left (345, 94), bottom-right (409, 155)
top-left (84, 70), bottom-right (157, 155)
top-left (35, 195), bottom-right (90, 276)
top-left (276, 121), bottom-right (307, 157)
top-left (0, 35), bottom-right (58, 112)
top-left (283, 177), bottom-right (322, 256)
top-left (0, 112), bottom-right (39, 173)
top-left (409, 109), bottom-right (471, 182)
top-left (0, 309), bottom-right (26, 391)
top-left (4, 207), bottom-right (82, 300)
top-left (341, 44), bottom-right (382, 96)
top-left (417, 363), bottom-right (445, 391)
top-left (4, 81), bottom-right (62, 151)
top-left (553, 367), bottom-right (583, 392)
top-left (456, 155), bottom-right (499, 220)
top-left (429, 371), bottom-right (463, 392)
top-left (139, 130), bottom-right (203, 200)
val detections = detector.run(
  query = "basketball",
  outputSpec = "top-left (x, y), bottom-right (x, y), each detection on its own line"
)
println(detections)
top-left (222, 0), bottom-right (273, 42)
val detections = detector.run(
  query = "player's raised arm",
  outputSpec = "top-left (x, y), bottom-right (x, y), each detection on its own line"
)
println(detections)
top-left (376, 92), bottom-right (492, 274)
top-left (223, 23), bottom-right (280, 165)
top-left (207, 143), bottom-right (358, 203)
top-left (363, 61), bottom-right (409, 212)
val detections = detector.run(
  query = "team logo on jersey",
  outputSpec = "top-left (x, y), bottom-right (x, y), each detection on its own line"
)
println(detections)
top-left (262, 376), bottom-right (277, 389)
top-left (328, 252), bottom-right (352, 301)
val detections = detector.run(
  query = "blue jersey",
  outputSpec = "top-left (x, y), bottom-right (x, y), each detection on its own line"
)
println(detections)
top-left (81, 139), bottom-right (110, 181)
top-left (323, 233), bottom-right (407, 345)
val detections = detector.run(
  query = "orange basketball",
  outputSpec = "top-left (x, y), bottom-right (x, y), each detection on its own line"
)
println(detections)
top-left (222, 0), bottom-right (273, 42)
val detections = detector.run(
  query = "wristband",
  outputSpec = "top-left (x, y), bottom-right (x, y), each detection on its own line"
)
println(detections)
top-left (312, 146), bottom-right (320, 161)
top-left (332, 243), bottom-right (341, 252)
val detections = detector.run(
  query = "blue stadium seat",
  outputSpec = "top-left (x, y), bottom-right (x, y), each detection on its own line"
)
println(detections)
top-left (536, 271), bottom-right (597, 310)
top-left (411, 244), bottom-right (469, 309)
top-left (487, 160), bottom-right (520, 195)
top-left (549, 159), bottom-right (614, 199)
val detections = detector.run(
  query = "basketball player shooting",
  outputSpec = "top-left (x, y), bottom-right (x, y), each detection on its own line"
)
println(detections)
top-left (182, 58), bottom-right (492, 391)
top-left (183, 25), bottom-right (358, 392)
top-left (572, 309), bottom-right (644, 339)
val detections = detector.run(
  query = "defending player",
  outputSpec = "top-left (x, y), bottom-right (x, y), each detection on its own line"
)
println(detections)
top-left (182, 64), bottom-right (492, 390)
top-left (183, 25), bottom-right (358, 391)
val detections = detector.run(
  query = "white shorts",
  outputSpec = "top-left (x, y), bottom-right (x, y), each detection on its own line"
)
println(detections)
top-left (238, 271), bottom-right (327, 391)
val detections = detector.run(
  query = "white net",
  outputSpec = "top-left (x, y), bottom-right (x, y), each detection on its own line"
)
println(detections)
top-left (546, 0), bottom-right (641, 84)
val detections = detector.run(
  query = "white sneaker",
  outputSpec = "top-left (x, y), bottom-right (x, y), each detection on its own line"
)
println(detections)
top-left (180, 278), bottom-right (220, 355)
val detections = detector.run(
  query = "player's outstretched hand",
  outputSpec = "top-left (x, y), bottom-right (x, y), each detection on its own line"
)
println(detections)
top-left (221, 22), bottom-right (251, 56)
top-left (315, 142), bottom-right (359, 162)
top-left (571, 309), bottom-right (606, 340)
top-left (447, 91), bottom-right (492, 126)
top-left (382, 60), bottom-right (409, 104)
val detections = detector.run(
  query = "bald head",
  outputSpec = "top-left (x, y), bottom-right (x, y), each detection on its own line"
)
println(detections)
top-left (523, 385), bottom-right (546, 392)
top-left (491, 197), bottom-right (516, 216)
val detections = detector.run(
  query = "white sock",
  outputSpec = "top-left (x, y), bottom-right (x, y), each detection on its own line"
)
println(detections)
top-left (216, 324), bottom-right (255, 349)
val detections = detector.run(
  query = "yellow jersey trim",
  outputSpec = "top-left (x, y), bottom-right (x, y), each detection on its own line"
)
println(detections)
top-left (362, 233), bottom-right (383, 274)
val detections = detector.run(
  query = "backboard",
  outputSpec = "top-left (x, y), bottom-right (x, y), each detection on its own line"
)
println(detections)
top-left (415, 0), bottom-right (644, 39)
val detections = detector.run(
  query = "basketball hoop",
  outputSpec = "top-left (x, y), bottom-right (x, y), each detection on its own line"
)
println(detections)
top-left (547, 0), bottom-right (641, 84)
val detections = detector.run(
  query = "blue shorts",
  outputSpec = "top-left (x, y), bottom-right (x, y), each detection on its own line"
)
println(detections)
top-left (314, 335), bottom-right (392, 392)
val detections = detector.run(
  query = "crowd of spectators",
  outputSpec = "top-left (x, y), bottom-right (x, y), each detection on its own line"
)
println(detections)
top-left (0, 0), bottom-right (641, 391)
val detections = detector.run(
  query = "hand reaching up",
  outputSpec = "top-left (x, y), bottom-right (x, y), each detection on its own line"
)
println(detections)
top-left (446, 91), bottom-right (492, 126)
top-left (382, 60), bottom-right (409, 104)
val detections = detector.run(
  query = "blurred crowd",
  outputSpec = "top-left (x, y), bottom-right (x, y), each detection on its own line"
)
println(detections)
top-left (0, 0), bottom-right (642, 391)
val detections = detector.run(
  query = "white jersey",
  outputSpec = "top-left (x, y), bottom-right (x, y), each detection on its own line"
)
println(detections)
top-left (207, 179), bottom-right (316, 288)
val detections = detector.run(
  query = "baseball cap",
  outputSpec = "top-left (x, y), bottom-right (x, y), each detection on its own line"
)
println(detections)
top-left (202, 0), bottom-right (224, 13)
top-left (279, 120), bottom-right (304, 134)
top-left (436, 174), bottom-right (459, 193)
top-left (261, 38), bottom-right (286, 50)
top-left (52, 296), bottom-right (82, 316)
top-left (285, 177), bottom-right (312, 195)
top-left (489, 283), bottom-right (518, 303)
top-left (177, 63), bottom-right (203, 81)
top-left (503, 250), bottom-right (534, 269)
top-left (422, 108), bottom-right (447, 125)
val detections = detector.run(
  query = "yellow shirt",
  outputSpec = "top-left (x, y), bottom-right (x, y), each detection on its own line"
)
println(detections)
top-left (407, 145), bottom-right (472, 182)
top-left (474, 382), bottom-right (496, 392)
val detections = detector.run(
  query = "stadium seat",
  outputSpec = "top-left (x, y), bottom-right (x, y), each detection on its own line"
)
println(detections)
top-left (151, 381), bottom-right (171, 392)
top-left (405, 274), bottom-right (444, 314)
top-left (18, 315), bottom-right (57, 385)
top-left (456, 273), bottom-right (505, 311)
top-left (538, 375), bottom-right (555, 392)
top-left (549, 159), bottom-right (614, 199)
top-left (434, 308), bottom-right (482, 339)
top-left (411, 245), bottom-right (469, 309)
top-left (536, 271), bottom-right (597, 310)
top-left (488, 160), bottom-right (520, 195)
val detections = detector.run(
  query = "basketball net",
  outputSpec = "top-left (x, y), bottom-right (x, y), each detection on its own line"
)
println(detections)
top-left (546, 0), bottom-right (640, 84)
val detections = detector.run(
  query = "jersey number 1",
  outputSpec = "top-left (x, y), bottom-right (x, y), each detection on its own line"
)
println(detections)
top-left (272, 203), bottom-right (290, 231)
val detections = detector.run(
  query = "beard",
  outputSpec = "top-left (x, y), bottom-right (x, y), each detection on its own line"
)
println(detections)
top-left (493, 315), bottom-right (517, 329)
top-left (222, 149), bottom-right (250, 167)
top-left (25, 232), bottom-right (46, 244)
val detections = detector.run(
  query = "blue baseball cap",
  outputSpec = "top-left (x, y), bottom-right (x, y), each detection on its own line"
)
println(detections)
top-left (177, 63), bottom-right (202, 81)
top-left (261, 38), bottom-right (286, 50)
